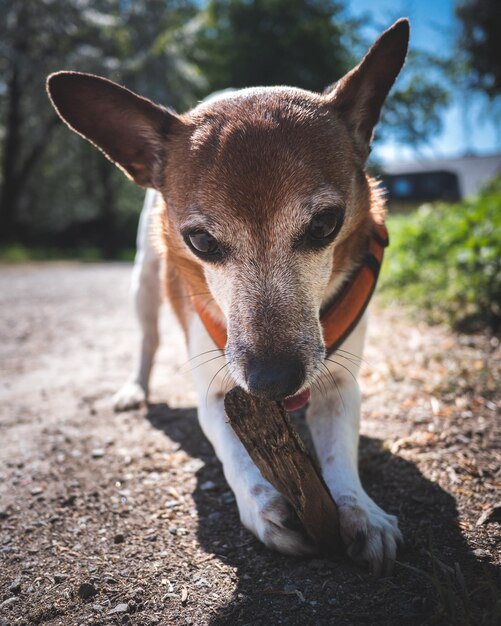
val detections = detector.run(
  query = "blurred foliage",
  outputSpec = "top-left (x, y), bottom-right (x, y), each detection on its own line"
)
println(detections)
top-left (380, 50), bottom-right (449, 147)
top-left (380, 177), bottom-right (501, 333)
top-left (193, 1), bottom-right (449, 147)
top-left (0, 0), bottom-right (199, 255)
top-left (0, 244), bottom-right (135, 262)
top-left (456, 0), bottom-right (501, 99)
top-left (190, 0), bottom-right (359, 92)
top-left (0, 0), bottom-right (450, 256)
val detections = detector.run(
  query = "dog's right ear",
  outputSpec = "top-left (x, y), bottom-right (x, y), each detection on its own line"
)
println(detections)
top-left (323, 19), bottom-right (409, 161)
top-left (47, 72), bottom-right (183, 189)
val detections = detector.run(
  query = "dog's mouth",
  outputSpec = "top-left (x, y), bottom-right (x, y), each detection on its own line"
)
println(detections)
top-left (283, 388), bottom-right (311, 412)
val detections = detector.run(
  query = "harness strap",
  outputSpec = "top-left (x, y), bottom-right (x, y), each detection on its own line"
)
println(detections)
top-left (322, 221), bottom-right (388, 355)
top-left (193, 222), bottom-right (389, 355)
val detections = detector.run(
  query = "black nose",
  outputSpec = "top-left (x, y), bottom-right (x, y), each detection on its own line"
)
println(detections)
top-left (245, 354), bottom-right (305, 400)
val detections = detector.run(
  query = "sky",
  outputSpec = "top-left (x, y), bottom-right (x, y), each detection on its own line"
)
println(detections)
top-left (346, 0), bottom-right (501, 164)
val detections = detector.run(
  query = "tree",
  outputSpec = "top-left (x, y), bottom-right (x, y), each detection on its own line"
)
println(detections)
top-left (379, 50), bottom-right (449, 148)
top-left (0, 0), bottom-right (94, 241)
top-left (456, 0), bottom-right (501, 99)
top-left (0, 0), bottom-right (200, 250)
top-left (192, 0), bottom-right (449, 150)
top-left (191, 0), bottom-right (360, 94)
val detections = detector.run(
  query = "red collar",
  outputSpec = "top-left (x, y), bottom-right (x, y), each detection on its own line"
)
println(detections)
top-left (193, 222), bottom-right (389, 356)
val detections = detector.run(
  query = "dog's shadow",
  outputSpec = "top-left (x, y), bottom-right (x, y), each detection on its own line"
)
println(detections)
top-left (146, 403), bottom-right (499, 626)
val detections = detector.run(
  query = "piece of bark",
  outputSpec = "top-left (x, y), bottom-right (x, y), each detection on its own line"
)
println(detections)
top-left (224, 386), bottom-right (341, 557)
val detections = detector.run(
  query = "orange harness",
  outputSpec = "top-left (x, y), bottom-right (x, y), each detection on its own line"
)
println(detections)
top-left (193, 222), bottom-right (389, 357)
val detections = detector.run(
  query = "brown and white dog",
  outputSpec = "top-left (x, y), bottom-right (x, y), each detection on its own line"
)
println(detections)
top-left (47, 19), bottom-right (409, 575)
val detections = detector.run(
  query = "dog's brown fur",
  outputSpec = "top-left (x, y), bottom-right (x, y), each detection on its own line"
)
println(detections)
top-left (158, 89), bottom-right (383, 334)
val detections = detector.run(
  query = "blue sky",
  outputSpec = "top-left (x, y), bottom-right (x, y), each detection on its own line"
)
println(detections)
top-left (346, 0), bottom-right (501, 163)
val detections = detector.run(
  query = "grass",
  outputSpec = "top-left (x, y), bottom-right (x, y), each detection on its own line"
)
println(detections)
top-left (0, 244), bottom-right (136, 263)
top-left (396, 547), bottom-right (501, 626)
top-left (380, 177), bottom-right (501, 333)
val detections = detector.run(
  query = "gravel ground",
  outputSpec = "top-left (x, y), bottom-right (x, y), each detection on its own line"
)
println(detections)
top-left (0, 262), bottom-right (499, 626)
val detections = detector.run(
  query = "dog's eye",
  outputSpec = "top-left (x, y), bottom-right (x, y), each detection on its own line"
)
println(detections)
top-left (188, 231), bottom-right (218, 253)
top-left (307, 208), bottom-right (344, 245)
top-left (184, 230), bottom-right (223, 261)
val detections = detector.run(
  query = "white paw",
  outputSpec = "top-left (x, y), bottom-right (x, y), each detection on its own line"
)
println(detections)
top-left (112, 381), bottom-right (147, 412)
top-left (337, 493), bottom-right (403, 576)
top-left (237, 483), bottom-right (316, 557)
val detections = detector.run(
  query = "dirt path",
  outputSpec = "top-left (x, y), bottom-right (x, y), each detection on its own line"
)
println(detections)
top-left (0, 263), bottom-right (499, 626)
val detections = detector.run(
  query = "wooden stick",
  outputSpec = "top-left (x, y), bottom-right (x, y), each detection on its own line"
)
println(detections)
top-left (224, 387), bottom-right (341, 557)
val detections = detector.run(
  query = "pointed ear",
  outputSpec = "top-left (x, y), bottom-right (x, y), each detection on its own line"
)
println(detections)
top-left (46, 71), bottom-right (182, 189)
top-left (324, 18), bottom-right (409, 160)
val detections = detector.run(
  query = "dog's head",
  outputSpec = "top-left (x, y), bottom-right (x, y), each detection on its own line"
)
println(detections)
top-left (47, 19), bottom-right (409, 402)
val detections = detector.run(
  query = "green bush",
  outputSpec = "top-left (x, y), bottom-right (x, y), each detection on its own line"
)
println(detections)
top-left (380, 176), bottom-right (501, 333)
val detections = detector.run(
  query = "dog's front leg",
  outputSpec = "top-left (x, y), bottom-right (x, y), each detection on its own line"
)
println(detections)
top-left (113, 190), bottom-right (162, 411)
top-left (189, 316), bottom-right (315, 556)
top-left (307, 320), bottom-right (402, 575)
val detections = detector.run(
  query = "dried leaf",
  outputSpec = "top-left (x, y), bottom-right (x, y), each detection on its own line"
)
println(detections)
top-left (475, 504), bottom-right (501, 526)
top-left (181, 587), bottom-right (188, 604)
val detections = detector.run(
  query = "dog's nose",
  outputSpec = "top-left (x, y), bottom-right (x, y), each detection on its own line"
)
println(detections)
top-left (244, 354), bottom-right (305, 400)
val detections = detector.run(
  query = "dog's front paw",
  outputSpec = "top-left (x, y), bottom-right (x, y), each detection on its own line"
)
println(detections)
top-left (337, 494), bottom-right (402, 576)
top-left (238, 484), bottom-right (316, 557)
top-left (112, 381), bottom-right (147, 412)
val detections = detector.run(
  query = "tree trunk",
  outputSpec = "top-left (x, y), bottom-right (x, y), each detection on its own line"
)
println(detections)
top-left (0, 65), bottom-right (22, 242)
top-left (98, 159), bottom-right (118, 259)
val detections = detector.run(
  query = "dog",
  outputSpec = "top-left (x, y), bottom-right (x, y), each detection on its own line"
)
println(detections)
top-left (47, 18), bottom-right (409, 575)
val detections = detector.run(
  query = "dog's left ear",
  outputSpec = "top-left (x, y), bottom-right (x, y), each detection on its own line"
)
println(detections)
top-left (324, 18), bottom-right (409, 160)
top-left (46, 71), bottom-right (183, 189)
